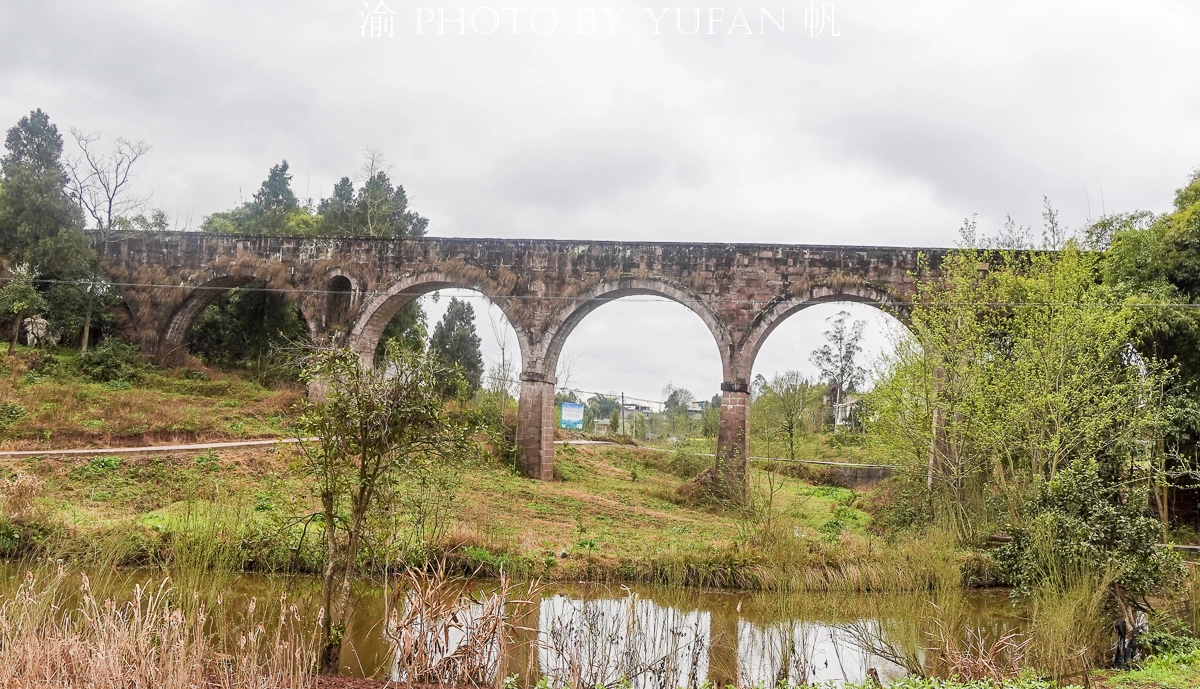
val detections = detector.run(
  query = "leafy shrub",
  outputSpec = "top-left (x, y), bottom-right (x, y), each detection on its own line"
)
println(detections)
top-left (0, 401), bottom-right (27, 434)
top-left (78, 338), bottom-right (144, 383)
top-left (83, 456), bottom-right (121, 475)
top-left (997, 459), bottom-right (1183, 598)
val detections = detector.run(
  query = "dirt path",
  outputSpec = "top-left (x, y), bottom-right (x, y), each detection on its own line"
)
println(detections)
top-left (0, 437), bottom-right (310, 457)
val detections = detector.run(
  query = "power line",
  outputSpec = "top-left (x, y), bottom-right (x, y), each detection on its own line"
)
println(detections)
top-left (7, 276), bottom-right (1200, 310)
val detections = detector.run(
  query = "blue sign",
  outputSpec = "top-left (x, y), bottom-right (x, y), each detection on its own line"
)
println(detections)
top-left (560, 402), bottom-right (585, 430)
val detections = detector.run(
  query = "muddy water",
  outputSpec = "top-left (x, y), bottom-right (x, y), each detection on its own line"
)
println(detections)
top-left (205, 574), bottom-right (1022, 685)
top-left (0, 566), bottom-right (1022, 685)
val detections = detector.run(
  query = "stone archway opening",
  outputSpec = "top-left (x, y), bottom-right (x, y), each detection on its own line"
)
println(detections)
top-left (748, 300), bottom-right (910, 459)
top-left (544, 295), bottom-right (725, 446)
top-left (185, 283), bottom-right (311, 374)
top-left (325, 275), bottom-right (353, 341)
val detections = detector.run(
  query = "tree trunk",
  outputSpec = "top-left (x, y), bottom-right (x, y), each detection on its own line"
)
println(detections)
top-left (319, 494), bottom-right (341, 674)
top-left (80, 284), bottom-right (95, 353)
top-left (8, 311), bottom-right (24, 354)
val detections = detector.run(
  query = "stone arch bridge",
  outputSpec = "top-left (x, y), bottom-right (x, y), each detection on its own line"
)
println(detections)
top-left (94, 231), bottom-right (945, 497)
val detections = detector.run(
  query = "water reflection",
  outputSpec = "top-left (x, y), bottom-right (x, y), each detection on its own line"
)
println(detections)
top-left (0, 566), bottom-right (1018, 685)
top-left (538, 593), bottom-right (709, 689)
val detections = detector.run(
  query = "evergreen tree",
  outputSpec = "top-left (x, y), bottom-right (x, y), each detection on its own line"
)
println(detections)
top-left (0, 109), bottom-right (88, 274)
top-left (428, 297), bottom-right (483, 395)
top-left (374, 300), bottom-right (426, 362)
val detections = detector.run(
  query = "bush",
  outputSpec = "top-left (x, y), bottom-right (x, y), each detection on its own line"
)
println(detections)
top-left (0, 401), bottom-right (27, 434)
top-left (77, 338), bottom-right (144, 383)
top-left (996, 459), bottom-right (1183, 600)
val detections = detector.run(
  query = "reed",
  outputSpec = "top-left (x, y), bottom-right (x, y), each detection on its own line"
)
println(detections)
top-left (384, 566), bottom-right (538, 686)
top-left (0, 564), bottom-right (317, 689)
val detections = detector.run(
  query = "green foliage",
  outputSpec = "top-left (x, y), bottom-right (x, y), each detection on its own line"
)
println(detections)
top-left (188, 287), bottom-right (308, 376)
top-left (429, 297), bottom-right (483, 396)
top-left (374, 300), bottom-right (426, 362)
top-left (666, 448), bottom-right (706, 480)
top-left (756, 371), bottom-right (822, 460)
top-left (0, 109), bottom-right (89, 275)
top-left (867, 248), bottom-right (1175, 544)
top-left (84, 456), bottom-right (121, 474)
top-left (77, 337), bottom-right (144, 383)
top-left (297, 342), bottom-right (479, 670)
top-left (316, 166), bottom-right (429, 238)
top-left (996, 458), bottom-right (1183, 599)
top-left (0, 400), bottom-right (26, 435)
top-left (201, 154), bottom-right (429, 239)
top-left (0, 264), bottom-right (49, 351)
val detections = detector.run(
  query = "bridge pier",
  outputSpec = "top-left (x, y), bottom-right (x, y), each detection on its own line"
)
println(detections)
top-left (517, 371), bottom-right (556, 480)
top-left (715, 381), bottom-right (751, 503)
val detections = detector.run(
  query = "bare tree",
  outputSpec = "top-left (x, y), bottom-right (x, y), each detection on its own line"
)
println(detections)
top-left (485, 308), bottom-right (519, 414)
top-left (67, 129), bottom-right (151, 231)
top-left (555, 347), bottom-right (583, 392)
top-left (66, 129), bottom-right (151, 352)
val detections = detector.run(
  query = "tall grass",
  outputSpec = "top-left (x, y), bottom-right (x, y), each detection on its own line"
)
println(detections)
top-left (0, 565), bottom-right (317, 689)
top-left (384, 566), bottom-right (538, 686)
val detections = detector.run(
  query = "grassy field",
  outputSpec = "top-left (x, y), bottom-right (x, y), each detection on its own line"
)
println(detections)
top-left (0, 436), bottom-right (962, 590)
top-left (0, 347), bottom-right (300, 449)
top-left (1092, 649), bottom-right (1200, 688)
top-left (0, 347), bottom-right (966, 591)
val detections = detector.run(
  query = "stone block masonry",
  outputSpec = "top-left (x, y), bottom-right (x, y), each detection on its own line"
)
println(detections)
top-left (94, 232), bottom-right (946, 500)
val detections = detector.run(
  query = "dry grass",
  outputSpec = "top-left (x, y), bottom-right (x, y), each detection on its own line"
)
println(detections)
top-left (0, 566), bottom-right (318, 689)
top-left (0, 349), bottom-right (300, 450)
top-left (0, 472), bottom-right (43, 521)
top-left (384, 567), bottom-right (537, 686)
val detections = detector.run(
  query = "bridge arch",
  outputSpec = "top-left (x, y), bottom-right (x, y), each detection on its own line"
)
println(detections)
top-left (734, 283), bottom-right (909, 382)
top-left (348, 271), bottom-right (532, 366)
top-left (538, 277), bottom-right (734, 380)
top-left (157, 274), bottom-right (320, 363)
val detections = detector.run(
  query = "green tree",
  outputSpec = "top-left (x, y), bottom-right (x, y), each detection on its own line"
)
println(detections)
top-left (374, 301), bottom-right (426, 362)
top-left (0, 109), bottom-right (88, 275)
top-left (810, 310), bottom-right (867, 410)
top-left (202, 160), bottom-right (309, 235)
top-left (297, 344), bottom-right (475, 673)
top-left (700, 395), bottom-right (720, 438)
top-left (758, 371), bottom-right (821, 460)
top-left (428, 297), bottom-right (483, 396)
top-left (868, 248), bottom-right (1175, 543)
top-left (188, 287), bottom-right (309, 376)
top-left (0, 264), bottom-right (48, 354)
top-left (867, 246), bottom-right (1181, 618)
top-left (316, 151), bottom-right (428, 238)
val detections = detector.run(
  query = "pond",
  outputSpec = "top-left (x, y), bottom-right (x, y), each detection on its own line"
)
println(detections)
top-left (0, 565), bottom-right (1024, 686)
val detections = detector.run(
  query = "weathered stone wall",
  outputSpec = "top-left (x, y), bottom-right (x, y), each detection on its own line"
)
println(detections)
top-left (93, 231), bottom-right (945, 497)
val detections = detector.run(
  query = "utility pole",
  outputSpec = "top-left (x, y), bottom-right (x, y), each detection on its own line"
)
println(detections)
top-left (620, 392), bottom-right (626, 436)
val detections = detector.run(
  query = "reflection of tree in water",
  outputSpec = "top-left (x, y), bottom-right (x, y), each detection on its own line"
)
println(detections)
top-left (738, 619), bottom-right (904, 687)
top-left (538, 593), bottom-right (709, 689)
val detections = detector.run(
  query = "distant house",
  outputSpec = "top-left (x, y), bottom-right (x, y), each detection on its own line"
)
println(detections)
top-left (832, 393), bottom-right (863, 431)
top-left (686, 400), bottom-right (709, 419)
top-left (594, 418), bottom-right (612, 434)
top-left (623, 403), bottom-right (652, 417)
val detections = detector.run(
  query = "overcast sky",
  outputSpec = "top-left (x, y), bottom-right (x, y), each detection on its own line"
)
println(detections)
top-left (3, 1), bottom-right (1198, 403)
